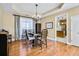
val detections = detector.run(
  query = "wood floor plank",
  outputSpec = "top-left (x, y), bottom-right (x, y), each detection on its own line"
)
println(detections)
top-left (8, 40), bottom-right (79, 56)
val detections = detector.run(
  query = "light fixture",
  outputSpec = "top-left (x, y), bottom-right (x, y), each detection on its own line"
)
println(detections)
top-left (32, 4), bottom-right (41, 21)
top-left (35, 4), bottom-right (38, 18)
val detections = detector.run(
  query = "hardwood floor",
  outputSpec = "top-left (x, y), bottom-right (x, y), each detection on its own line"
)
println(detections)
top-left (8, 40), bottom-right (79, 56)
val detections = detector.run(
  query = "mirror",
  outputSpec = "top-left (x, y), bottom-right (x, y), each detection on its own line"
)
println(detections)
top-left (57, 19), bottom-right (67, 37)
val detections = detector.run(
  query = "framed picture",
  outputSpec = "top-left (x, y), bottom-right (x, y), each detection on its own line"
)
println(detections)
top-left (46, 22), bottom-right (53, 29)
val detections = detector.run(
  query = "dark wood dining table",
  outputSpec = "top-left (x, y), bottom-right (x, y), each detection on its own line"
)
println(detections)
top-left (33, 33), bottom-right (41, 47)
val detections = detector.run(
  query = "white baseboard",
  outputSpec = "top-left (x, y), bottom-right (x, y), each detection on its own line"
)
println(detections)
top-left (67, 42), bottom-right (79, 47)
top-left (48, 37), bottom-right (79, 47)
top-left (47, 37), bottom-right (67, 44)
top-left (47, 37), bottom-right (55, 41)
top-left (67, 42), bottom-right (71, 45)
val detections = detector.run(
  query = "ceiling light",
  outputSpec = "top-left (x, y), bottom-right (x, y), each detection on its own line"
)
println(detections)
top-left (32, 4), bottom-right (41, 21)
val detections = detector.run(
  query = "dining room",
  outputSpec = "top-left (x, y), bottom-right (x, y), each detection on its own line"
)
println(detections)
top-left (0, 3), bottom-right (79, 56)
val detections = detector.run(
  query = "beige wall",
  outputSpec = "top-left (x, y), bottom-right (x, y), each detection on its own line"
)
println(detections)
top-left (38, 16), bottom-right (55, 39)
top-left (2, 11), bottom-right (15, 38)
top-left (38, 6), bottom-right (79, 42)
top-left (0, 5), bottom-right (3, 29)
top-left (0, 5), bottom-right (15, 39)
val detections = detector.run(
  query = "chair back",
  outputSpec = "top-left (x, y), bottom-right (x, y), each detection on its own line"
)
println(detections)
top-left (26, 30), bottom-right (35, 40)
top-left (41, 29), bottom-right (48, 42)
top-left (25, 30), bottom-right (29, 40)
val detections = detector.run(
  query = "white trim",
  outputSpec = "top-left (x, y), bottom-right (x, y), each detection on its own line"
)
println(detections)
top-left (48, 37), bottom-right (79, 47)
top-left (47, 37), bottom-right (55, 41)
top-left (47, 37), bottom-right (67, 43)
top-left (66, 13), bottom-right (69, 44)
top-left (67, 42), bottom-right (72, 45)
top-left (67, 42), bottom-right (79, 46)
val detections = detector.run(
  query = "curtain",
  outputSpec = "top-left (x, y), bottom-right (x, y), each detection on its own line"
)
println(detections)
top-left (14, 15), bottom-right (20, 40)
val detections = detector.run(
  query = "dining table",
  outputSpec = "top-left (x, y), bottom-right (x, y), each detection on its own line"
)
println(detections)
top-left (33, 33), bottom-right (41, 47)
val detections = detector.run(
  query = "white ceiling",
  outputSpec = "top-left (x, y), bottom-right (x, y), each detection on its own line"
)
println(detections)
top-left (43, 3), bottom-right (79, 17)
top-left (13, 3), bottom-right (61, 14)
top-left (0, 3), bottom-right (62, 17)
top-left (1, 3), bottom-right (79, 18)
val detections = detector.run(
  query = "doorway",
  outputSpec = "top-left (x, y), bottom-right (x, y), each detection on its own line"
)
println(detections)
top-left (71, 15), bottom-right (79, 46)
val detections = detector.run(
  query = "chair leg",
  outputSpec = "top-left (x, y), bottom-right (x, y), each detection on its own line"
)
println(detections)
top-left (32, 40), bottom-right (34, 47)
top-left (41, 43), bottom-right (42, 49)
top-left (27, 40), bottom-right (29, 47)
top-left (46, 43), bottom-right (47, 48)
top-left (46, 40), bottom-right (47, 48)
top-left (40, 41), bottom-right (43, 49)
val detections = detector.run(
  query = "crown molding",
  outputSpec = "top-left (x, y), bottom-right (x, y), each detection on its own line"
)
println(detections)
top-left (42, 3), bottom-right (64, 15)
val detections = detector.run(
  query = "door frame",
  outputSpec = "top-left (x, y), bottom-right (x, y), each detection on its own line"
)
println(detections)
top-left (70, 15), bottom-right (79, 46)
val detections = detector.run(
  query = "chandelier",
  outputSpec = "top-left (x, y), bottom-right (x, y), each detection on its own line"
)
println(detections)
top-left (32, 4), bottom-right (41, 21)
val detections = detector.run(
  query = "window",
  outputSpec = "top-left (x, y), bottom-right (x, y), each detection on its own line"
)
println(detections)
top-left (20, 17), bottom-right (35, 39)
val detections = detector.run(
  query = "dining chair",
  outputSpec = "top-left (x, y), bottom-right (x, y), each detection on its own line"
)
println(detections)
top-left (25, 30), bottom-right (35, 47)
top-left (37, 29), bottom-right (48, 49)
